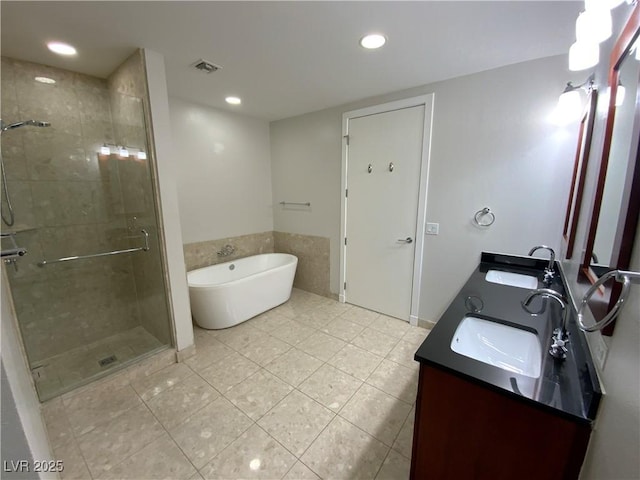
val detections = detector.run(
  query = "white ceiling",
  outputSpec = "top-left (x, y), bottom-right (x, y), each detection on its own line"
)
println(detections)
top-left (1, 1), bottom-right (581, 121)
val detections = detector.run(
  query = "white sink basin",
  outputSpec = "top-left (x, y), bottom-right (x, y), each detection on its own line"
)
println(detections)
top-left (451, 316), bottom-right (542, 378)
top-left (485, 270), bottom-right (538, 289)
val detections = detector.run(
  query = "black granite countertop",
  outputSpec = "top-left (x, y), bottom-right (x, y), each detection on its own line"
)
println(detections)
top-left (414, 252), bottom-right (602, 425)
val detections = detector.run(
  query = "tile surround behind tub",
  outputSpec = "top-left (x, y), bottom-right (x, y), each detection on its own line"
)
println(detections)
top-left (183, 231), bottom-right (332, 299)
top-left (183, 231), bottom-right (274, 271)
top-left (273, 231), bottom-right (331, 298)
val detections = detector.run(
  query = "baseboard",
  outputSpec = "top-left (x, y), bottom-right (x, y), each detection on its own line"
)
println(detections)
top-left (417, 318), bottom-right (437, 330)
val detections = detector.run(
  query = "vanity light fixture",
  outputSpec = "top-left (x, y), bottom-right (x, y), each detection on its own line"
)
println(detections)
top-left (34, 76), bottom-right (56, 85)
top-left (567, 0), bottom-right (621, 72)
top-left (225, 96), bottom-right (241, 105)
top-left (47, 41), bottom-right (77, 56)
top-left (98, 143), bottom-right (147, 159)
top-left (602, 78), bottom-right (626, 108)
top-left (569, 39), bottom-right (599, 71)
top-left (578, 5), bottom-right (612, 44)
top-left (615, 79), bottom-right (626, 106)
top-left (552, 74), bottom-right (595, 125)
top-left (360, 33), bottom-right (387, 49)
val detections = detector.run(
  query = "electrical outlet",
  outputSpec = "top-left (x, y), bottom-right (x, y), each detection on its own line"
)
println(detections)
top-left (588, 332), bottom-right (609, 371)
top-left (426, 222), bottom-right (439, 235)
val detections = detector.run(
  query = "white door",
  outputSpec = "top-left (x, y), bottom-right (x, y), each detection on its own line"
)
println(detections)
top-left (344, 105), bottom-right (425, 321)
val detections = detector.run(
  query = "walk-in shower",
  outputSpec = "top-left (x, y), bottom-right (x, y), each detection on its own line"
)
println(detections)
top-left (1, 54), bottom-right (173, 401)
top-left (1, 119), bottom-right (50, 227)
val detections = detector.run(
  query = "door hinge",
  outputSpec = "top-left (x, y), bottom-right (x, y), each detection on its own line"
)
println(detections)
top-left (345, 188), bottom-right (348, 198)
top-left (344, 282), bottom-right (347, 290)
top-left (343, 134), bottom-right (350, 146)
top-left (344, 238), bottom-right (347, 245)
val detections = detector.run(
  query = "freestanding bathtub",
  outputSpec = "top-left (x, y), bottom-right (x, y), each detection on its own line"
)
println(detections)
top-left (187, 253), bottom-right (298, 330)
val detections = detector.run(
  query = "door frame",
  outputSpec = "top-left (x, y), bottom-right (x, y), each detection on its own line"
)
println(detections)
top-left (340, 94), bottom-right (434, 326)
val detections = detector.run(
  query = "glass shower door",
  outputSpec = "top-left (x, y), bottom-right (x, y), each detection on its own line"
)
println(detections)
top-left (1, 57), bottom-right (172, 401)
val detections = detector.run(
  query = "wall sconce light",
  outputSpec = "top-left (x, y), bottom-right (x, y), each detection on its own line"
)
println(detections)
top-left (607, 0), bottom-right (625, 8)
top-left (98, 143), bottom-right (147, 160)
top-left (615, 79), bottom-right (626, 106)
top-left (579, 3), bottom-right (612, 44)
top-left (567, 0), bottom-right (622, 72)
top-left (551, 74), bottom-right (595, 125)
top-left (34, 76), bottom-right (56, 85)
top-left (569, 39), bottom-right (599, 71)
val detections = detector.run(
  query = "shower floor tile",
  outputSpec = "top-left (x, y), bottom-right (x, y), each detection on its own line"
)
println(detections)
top-left (41, 289), bottom-right (431, 480)
top-left (33, 325), bottom-right (164, 401)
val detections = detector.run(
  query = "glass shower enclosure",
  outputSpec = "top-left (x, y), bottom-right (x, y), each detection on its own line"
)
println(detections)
top-left (0, 54), bottom-right (173, 401)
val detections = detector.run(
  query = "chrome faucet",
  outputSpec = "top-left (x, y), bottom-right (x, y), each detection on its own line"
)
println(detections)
top-left (522, 288), bottom-right (569, 360)
top-left (528, 245), bottom-right (556, 284)
top-left (217, 244), bottom-right (235, 257)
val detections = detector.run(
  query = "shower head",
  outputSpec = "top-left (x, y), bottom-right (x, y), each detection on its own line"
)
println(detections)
top-left (0, 119), bottom-right (51, 133)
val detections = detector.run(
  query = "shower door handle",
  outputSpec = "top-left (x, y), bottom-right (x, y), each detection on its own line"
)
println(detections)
top-left (397, 237), bottom-right (413, 244)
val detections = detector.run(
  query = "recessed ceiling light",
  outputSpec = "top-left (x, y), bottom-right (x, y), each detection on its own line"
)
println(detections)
top-left (47, 41), bottom-right (77, 56)
top-left (360, 34), bottom-right (386, 49)
top-left (34, 76), bottom-right (56, 84)
top-left (225, 96), bottom-right (241, 105)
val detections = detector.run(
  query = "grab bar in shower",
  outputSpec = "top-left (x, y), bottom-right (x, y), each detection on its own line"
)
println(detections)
top-left (37, 229), bottom-right (149, 267)
top-left (1, 231), bottom-right (27, 260)
top-left (279, 201), bottom-right (311, 207)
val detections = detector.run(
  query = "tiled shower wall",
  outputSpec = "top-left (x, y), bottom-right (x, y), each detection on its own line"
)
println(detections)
top-left (1, 53), bottom-right (171, 366)
top-left (1, 57), bottom-right (140, 363)
top-left (107, 50), bottom-right (171, 345)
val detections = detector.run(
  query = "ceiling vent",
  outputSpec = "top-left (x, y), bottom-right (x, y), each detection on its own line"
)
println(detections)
top-left (192, 59), bottom-right (222, 74)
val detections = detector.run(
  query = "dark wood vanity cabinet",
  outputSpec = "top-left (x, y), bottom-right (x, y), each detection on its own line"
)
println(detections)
top-left (410, 365), bottom-right (592, 480)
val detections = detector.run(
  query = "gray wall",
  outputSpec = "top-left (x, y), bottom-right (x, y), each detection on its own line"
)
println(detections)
top-left (579, 226), bottom-right (639, 479)
top-left (1, 267), bottom-right (55, 480)
top-left (270, 54), bottom-right (576, 322)
top-left (169, 97), bottom-right (273, 244)
top-left (1, 363), bottom-right (35, 480)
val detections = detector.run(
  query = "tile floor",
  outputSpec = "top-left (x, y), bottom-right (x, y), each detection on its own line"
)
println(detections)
top-left (34, 326), bottom-right (166, 401)
top-left (42, 289), bottom-right (431, 480)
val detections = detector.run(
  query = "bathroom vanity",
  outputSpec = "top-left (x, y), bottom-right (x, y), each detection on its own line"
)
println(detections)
top-left (411, 252), bottom-right (601, 480)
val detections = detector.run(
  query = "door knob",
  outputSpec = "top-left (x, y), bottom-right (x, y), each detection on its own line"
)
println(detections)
top-left (397, 237), bottom-right (413, 244)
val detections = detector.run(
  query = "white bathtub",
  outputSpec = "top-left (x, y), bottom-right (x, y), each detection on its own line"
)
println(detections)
top-left (187, 253), bottom-right (298, 330)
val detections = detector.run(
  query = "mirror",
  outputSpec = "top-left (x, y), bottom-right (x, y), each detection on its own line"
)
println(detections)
top-left (563, 90), bottom-right (597, 260)
top-left (591, 60), bottom-right (639, 271)
top-left (582, 4), bottom-right (640, 334)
